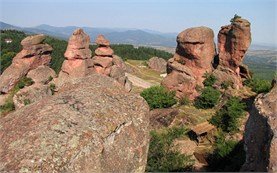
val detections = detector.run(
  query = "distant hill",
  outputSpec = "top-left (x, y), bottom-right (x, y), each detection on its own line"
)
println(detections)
top-left (0, 21), bottom-right (177, 47)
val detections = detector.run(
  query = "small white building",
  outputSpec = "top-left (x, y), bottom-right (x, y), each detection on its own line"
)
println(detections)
top-left (4, 38), bottom-right (12, 43)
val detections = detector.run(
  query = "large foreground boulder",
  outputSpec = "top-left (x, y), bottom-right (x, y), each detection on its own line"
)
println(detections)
top-left (0, 74), bottom-right (150, 172)
top-left (241, 83), bottom-right (277, 172)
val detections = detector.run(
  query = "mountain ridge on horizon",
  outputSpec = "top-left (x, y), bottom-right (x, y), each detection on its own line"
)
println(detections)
top-left (1, 21), bottom-right (276, 50)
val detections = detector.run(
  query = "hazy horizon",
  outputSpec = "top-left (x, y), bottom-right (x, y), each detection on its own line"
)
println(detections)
top-left (0, 0), bottom-right (276, 46)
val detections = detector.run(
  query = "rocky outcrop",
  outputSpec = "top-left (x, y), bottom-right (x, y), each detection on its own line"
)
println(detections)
top-left (55, 31), bottom-right (132, 91)
top-left (90, 35), bottom-right (132, 91)
top-left (27, 65), bottom-right (57, 84)
top-left (56, 29), bottom-right (92, 87)
top-left (12, 65), bottom-right (57, 110)
top-left (218, 18), bottom-right (251, 71)
top-left (162, 27), bottom-right (216, 99)
top-left (213, 18), bottom-right (251, 88)
top-left (0, 74), bottom-right (150, 172)
top-left (241, 83), bottom-right (277, 172)
top-left (149, 108), bottom-right (179, 130)
top-left (0, 34), bottom-right (52, 93)
top-left (13, 84), bottom-right (52, 110)
top-left (147, 57), bottom-right (167, 73)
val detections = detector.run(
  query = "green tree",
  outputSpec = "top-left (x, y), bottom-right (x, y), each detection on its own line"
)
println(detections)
top-left (146, 127), bottom-right (194, 172)
top-left (230, 14), bottom-right (242, 23)
top-left (243, 78), bottom-right (271, 94)
top-left (210, 97), bottom-right (246, 133)
top-left (203, 73), bottom-right (217, 87)
top-left (0, 52), bottom-right (16, 72)
top-left (194, 87), bottom-right (221, 109)
top-left (140, 86), bottom-right (177, 110)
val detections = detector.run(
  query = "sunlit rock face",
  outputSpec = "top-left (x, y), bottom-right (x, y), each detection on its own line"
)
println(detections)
top-left (162, 26), bottom-right (216, 100)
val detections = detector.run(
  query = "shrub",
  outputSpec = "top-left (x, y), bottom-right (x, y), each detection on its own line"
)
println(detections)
top-left (221, 81), bottom-right (233, 90)
top-left (179, 96), bottom-right (190, 105)
top-left (243, 78), bottom-right (271, 94)
top-left (207, 130), bottom-right (245, 171)
top-left (140, 86), bottom-right (177, 110)
top-left (230, 14), bottom-right (241, 23)
top-left (23, 99), bottom-right (31, 105)
top-left (203, 73), bottom-right (217, 87)
top-left (214, 131), bottom-right (238, 158)
top-left (49, 83), bottom-right (56, 95)
top-left (17, 77), bottom-right (34, 89)
top-left (194, 87), bottom-right (221, 109)
top-left (0, 101), bottom-right (15, 115)
top-left (210, 97), bottom-right (246, 133)
top-left (146, 126), bottom-right (194, 172)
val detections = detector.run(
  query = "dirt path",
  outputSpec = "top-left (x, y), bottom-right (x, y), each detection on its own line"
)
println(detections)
top-left (126, 73), bottom-right (154, 89)
top-left (125, 61), bottom-right (162, 82)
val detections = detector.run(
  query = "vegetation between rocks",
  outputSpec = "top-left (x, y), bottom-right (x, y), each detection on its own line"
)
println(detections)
top-left (207, 131), bottom-right (246, 171)
top-left (146, 126), bottom-right (194, 172)
top-left (243, 77), bottom-right (272, 94)
top-left (194, 87), bottom-right (221, 109)
top-left (210, 97), bottom-right (246, 133)
top-left (140, 86), bottom-right (177, 110)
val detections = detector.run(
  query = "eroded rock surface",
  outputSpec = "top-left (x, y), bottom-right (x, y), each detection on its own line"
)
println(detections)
top-left (162, 27), bottom-right (216, 99)
top-left (0, 74), bottom-right (150, 172)
top-left (147, 57), bottom-right (167, 73)
top-left (90, 35), bottom-right (132, 91)
top-left (0, 34), bottom-right (52, 93)
top-left (27, 65), bottom-right (57, 84)
top-left (56, 29), bottom-right (92, 87)
top-left (13, 84), bottom-right (52, 110)
top-left (213, 18), bottom-right (251, 88)
top-left (241, 83), bottom-right (277, 172)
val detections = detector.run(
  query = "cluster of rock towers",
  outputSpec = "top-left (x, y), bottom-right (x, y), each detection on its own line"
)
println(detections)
top-left (162, 17), bottom-right (252, 100)
top-left (56, 29), bottom-right (131, 91)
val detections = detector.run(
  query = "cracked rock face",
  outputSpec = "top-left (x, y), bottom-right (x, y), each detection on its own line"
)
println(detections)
top-left (0, 34), bottom-right (52, 93)
top-left (241, 83), bottom-right (277, 172)
top-left (0, 74), bottom-right (150, 172)
top-left (162, 27), bottom-right (216, 99)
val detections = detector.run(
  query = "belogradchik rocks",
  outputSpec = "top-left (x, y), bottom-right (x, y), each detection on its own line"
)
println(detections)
top-left (91, 35), bottom-right (132, 92)
top-left (0, 74), bottom-right (150, 173)
top-left (241, 82), bottom-right (277, 172)
top-left (162, 26), bottom-right (216, 99)
top-left (12, 65), bottom-right (57, 110)
top-left (56, 28), bottom-right (92, 87)
top-left (55, 30), bottom-right (132, 92)
top-left (147, 57), bottom-right (167, 73)
top-left (213, 18), bottom-right (251, 89)
top-left (162, 17), bottom-right (251, 99)
top-left (0, 34), bottom-right (52, 94)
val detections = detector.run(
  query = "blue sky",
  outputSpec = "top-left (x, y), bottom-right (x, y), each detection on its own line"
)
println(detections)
top-left (0, 0), bottom-right (276, 45)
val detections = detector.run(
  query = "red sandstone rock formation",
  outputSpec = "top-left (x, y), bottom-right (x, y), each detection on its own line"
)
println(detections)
top-left (162, 27), bottom-right (216, 99)
top-left (91, 35), bottom-right (132, 91)
top-left (241, 81), bottom-right (277, 172)
top-left (58, 28), bottom-right (92, 81)
top-left (0, 34), bottom-right (52, 93)
top-left (147, 57), bottom-right (167, 73)
top-left (0, 74), bottom-right (149, 172)
top-left (56, 31), bottom-right (132, 91)
top-left (213, 18), bottom-right (251, 88)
